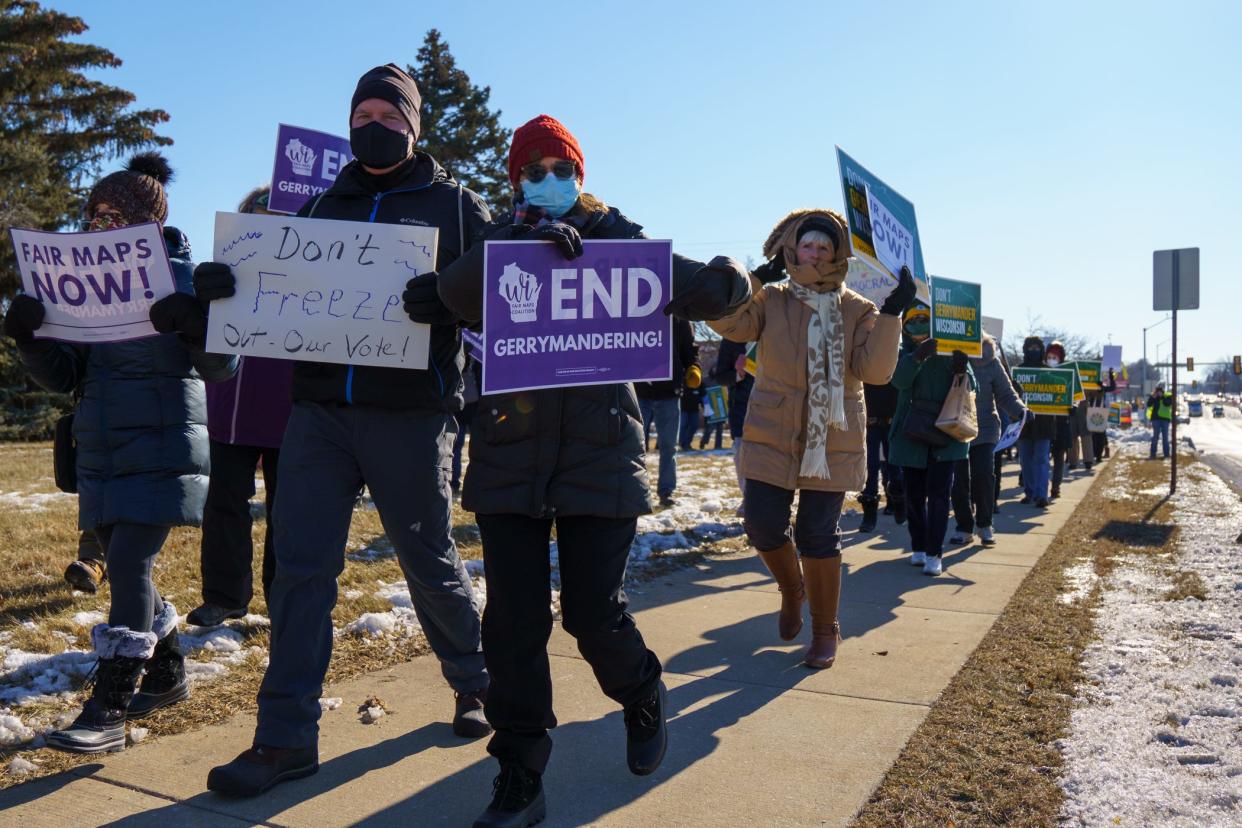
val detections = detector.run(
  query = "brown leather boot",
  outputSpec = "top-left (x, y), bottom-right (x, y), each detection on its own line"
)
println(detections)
top-left (802, 556), bottom-right (842, 669)
top-left (756, 542), bottom-right (804, 641)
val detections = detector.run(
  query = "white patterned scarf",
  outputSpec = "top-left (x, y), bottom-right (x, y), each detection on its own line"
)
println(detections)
top-left (788, 281), bottom-right (847, 479)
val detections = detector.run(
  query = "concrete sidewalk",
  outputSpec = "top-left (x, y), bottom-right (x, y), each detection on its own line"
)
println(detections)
top-left (0, 463), bottom-right (1102, 827)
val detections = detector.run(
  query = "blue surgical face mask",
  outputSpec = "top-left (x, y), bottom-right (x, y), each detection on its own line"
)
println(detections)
top-left (522, 176), bottom-right (580, 218)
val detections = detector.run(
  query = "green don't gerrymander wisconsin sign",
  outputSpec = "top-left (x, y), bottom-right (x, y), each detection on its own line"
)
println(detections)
top-left (1012, 366), bottom-right (1075, 415)
top-left (930, 276), bottom-right (982, 357)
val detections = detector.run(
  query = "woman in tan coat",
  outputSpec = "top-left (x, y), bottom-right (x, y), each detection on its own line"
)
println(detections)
top-left (710, 209), bottom-right (913, 668)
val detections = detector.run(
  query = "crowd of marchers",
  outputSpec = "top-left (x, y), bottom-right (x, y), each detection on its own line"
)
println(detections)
top-left (2, 63), bottom-right (1121, 828)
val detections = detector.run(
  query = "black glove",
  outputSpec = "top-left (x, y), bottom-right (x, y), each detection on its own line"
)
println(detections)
top-left (150, 292), bottom-right (207, 344)
top-left (751, 252), bottom-right (786, 284)
top-left (664, 270), bottom-right (730, 321)
top-left (192, 262), bottom-right (236, 304)
top-left (527, 222), bottom-right (583, 260)
top-left (4, 295), bottom-right (45, 344)
top-left (951, 349), bottom-right (969, 375)
top-left (878, 266), bottom-right (918, 316)
top-left (402, 272), bottom-right (456, 326)
top-left (913, 338), bottom-right (938, 363)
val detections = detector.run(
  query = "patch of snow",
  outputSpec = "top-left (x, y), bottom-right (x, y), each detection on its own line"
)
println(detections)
top-left (1059, 459), bottom-right (1242, 826)
top-left (0, 711), bottom-right (35, 746)
top-left (0, 648), bottom-right (94, 706)
top-left (7, 756), bottom-right (37, 775)
top-left (128, 726), bottom-right (149, 744)
top-left (360, 705), bottom-right (385, 723)
top-left (1059, 560), bottom-right (1099, 605)
top-left (179, 625), bottom-right (244, 653)
top-left (0, 490), bottom-right (75, 512)
top-left (319, 696), bottom-right (343, 711)
top-left (345, 608), bottom-right (422, 638)
top-left (70, 611), bottom-right (105, 628)
top-left (184, 661), bottom-right (228, 681)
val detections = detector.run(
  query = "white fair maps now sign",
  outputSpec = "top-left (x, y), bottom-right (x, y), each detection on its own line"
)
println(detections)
top-left (8, 222), bottom-right (177, 343)
top-left (206, 212), bottom-right (437, 368)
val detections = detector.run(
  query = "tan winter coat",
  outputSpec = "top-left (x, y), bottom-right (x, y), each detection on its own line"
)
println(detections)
top-left (709, 210), bottom-right (901, 492)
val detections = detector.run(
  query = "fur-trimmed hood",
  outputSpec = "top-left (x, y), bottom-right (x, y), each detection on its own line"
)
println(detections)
top-left (763, 208), bottom-right (851, 292)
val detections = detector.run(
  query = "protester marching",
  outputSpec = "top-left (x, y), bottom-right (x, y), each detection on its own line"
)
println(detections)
top-left (3, 7), bottom-right (1233, 828)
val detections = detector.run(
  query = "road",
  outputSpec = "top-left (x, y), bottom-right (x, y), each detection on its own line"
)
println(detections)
top-left (1181, 405), bottom-right (1242, 494)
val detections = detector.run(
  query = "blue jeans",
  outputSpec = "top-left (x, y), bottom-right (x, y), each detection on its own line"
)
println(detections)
top-left (679, 410), bottom-right (700, 450)
top-left (1017, 437), bottom-right (1051, 500)
top-left (1150, 419), bottom-right (1170, 458)
top-left (639, 397), bottom-right (680, 498)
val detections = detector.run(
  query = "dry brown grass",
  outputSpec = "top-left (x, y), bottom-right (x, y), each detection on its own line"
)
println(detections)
top-left (851, 451), bottom-right (1187, 828)
top-left (0, 444), bottom-right (738, 788)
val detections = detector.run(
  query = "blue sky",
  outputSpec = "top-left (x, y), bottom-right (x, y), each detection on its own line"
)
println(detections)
top-left (48, 0), bottom-right (1242, 373)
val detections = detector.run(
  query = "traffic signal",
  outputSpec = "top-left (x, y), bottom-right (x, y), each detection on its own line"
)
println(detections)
top-left (1234, 355), bottom-right (1242, 375)
top-left (1192, 380), bottom-right (1198, 390)
top-left (1186, 356), bottom-right (1194, 372)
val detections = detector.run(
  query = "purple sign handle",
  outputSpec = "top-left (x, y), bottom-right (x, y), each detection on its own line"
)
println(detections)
top-left (482, 239), bottom-right (674, 395)
top-left (268, 123), bottom-right (354, 215)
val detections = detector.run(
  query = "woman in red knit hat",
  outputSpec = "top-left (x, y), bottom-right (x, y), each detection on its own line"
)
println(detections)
top-left (433, 114), bottom-right (751, 828)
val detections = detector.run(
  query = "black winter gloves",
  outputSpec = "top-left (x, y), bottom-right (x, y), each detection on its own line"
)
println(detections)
top-left (951, 349), bottom-right (969, 375)
top-left (150, 292), bottom-right (208, 343)
top-left (402, 272), bottom-right (456, 326)
top-left (526, 222), bottom-right (583, 260)
top-left (878, 266), bottom-right (918, 316)
top-left (751, 252), bottom-right (786, 284)
top-left (913, 338), bottom-right (938, 363)
top-left (4, 295), bottom-right (45, 344)
top-left (193, 262), bottom-right (236, 303)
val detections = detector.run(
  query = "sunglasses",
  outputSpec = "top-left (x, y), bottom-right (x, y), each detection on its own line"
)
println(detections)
top-left (521, 160), bottom-right (577, 183)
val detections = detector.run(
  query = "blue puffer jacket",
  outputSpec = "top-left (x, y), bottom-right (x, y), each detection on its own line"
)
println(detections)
top-left (18, 229), bottom-right (237, 529)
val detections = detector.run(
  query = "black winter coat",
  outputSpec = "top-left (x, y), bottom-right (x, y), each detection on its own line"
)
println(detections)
top-left (292, 154), bottom-right (491, 412)
top-left (635, 317), bottom-right (698, 400)
top-left (863, 382), bottom-right (899, 422)
top-left (1016, 356), bottom-right (1060, 442)
top-left (438, 205), bottom-right (750, 518)
top-left (711, 338), bottom-right (752, 436)
top-left (18, 230), bottom-right (237, 529)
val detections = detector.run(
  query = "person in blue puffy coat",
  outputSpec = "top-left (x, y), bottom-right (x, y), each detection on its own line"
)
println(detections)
top-left (3, 153), bottom-right (237, 753)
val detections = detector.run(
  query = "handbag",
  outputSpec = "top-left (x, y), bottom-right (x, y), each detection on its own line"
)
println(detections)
top-left (53, 413), bottom-right (77, 493)
top-left (904, 399), bottom-right (951, 447)
top-left (1086, 404), bottom-right (1109, 433)
top-left (935, 374), bottom-right (979, 442)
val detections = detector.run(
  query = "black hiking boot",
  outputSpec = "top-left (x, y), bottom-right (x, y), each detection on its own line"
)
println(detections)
top-left (453, 688), bottom-right (492, 738)
top-left (891, 493), bottom-right (907, 525)
top-left (129, 631), bottom-right (189, 718)
top-left (47, 655), bottom-right (145, 753)
top-left (858, 497), bottom-right (879, 533)
top-left (207, 744), bottom-right (320, 797)
top-left (624, 680), bottom-right (667, 776)
top-left (473, 762), bottom-right (546, 827)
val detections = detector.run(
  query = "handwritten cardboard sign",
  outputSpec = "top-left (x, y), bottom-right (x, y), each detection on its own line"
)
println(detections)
top-left (205, 212), bottom-right (437, 368)
top-left (836, 146), bottom-right (930, 306)
top-left (8, 222), bottom-right (177, 343)
top-left (482, 239), bottom-right (673, 394)
top-left (268, 124), bottom-right (353, 215)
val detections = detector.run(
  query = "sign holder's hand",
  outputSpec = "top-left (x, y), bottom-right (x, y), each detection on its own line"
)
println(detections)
top-left (3, 295), bottom-right (45, 344)
top-left (193, 262), bottom-right (237, 305)
top-left (150, 293), bottom-right (208, 345)
top-left (951, 349), bottom-right (969, 375)
top-left (402, 272), bottom-right (456, 326)
top-left (914, 338), bottom-right (939, 363)
top-left (750, 252), bottom-right (786, 284)
top-left (526, 223), bottom-right (583, 260)
top-left (878, 266), bottom-right (917, 316)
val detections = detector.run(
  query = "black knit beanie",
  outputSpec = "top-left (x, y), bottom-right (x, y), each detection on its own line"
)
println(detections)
top-left (351, 64), bottom-right (422, 140)
top-left (86, 152), bottom-right (173, 225)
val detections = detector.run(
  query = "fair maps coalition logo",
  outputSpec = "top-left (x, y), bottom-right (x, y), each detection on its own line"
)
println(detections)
top-left (499, 262), bottom-right (540, 323)
top-left (284, 138), bottom-right (316, 177)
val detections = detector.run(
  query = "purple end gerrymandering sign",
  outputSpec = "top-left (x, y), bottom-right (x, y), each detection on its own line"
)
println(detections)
top-left (482, 239), bottom-right (673, 395)
top-left (268, 124), bottom-right (353, 215)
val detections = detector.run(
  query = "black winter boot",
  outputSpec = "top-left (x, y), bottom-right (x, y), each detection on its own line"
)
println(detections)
top-left (129, 631), bottom-right (190, 718)
top-left (473, 762), bottom-right (546, 828)
top-left (47, 655), bottom-right (146, 753)
top-left (858, 496), bottom-right (879, 533)
top-left (891, 491), bottom-right (907, 525)
top-left (624, 680), bottom-right (667, 776)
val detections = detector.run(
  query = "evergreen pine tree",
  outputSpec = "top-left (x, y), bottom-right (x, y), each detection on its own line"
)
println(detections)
top-left (0, 0), bottom-right (171, 298)
top-left (408, 30), bottom-right (511, 210)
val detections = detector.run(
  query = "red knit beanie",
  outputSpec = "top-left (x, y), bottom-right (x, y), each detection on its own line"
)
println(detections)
top-left (508, 114), bottom-right (585, 189)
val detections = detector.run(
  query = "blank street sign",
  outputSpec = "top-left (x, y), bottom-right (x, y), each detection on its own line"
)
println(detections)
top-left (1153, 248), bottom-right (1200, 310)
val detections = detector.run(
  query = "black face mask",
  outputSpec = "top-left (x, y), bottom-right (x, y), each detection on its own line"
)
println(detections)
top-left (350, 122), bottom-right (411, 169)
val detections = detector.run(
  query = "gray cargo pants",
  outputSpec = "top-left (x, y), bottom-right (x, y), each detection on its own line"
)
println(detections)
top-left (255, 401), bottom-right (486, 749)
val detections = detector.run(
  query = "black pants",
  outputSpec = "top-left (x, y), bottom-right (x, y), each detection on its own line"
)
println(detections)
top-left (200, 439), bottom-right (279, 609)
top-left (742, 478), bottom-right (844, 558)
top-left (1051, 440), bottom-right (1067, 493)
top-left (951, 442), bottom-right (997, 532)
top-left (903, 459), bottom-right (955, 558)
top-left (96, 522), bottom-right (170, 631)
top-left (993, 451), bottom-right (1005, 504)
top-left (452, 402), bottom-right (477, 491)
top-left (477, 513), bottom-right (662, 774)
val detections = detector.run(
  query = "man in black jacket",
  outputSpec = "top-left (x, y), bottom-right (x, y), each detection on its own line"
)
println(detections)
top-left (635, 318), bottom-right (699, 505)
top-left (208, 65), bottom-right (491, 797)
